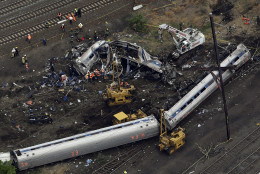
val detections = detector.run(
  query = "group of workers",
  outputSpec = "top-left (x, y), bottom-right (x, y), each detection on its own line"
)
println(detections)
top-left (11, 47), bottom-right (29, 71)
top-left (85, 68), bottom-right (105, 82)
top-left (14, 6), bottom-right (112, 74)
top-left (57, 8), bottom-right (81, 21)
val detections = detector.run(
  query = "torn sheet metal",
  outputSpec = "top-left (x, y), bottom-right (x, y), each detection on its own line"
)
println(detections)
top-left (73, 40), bottom-right (110, 75)
top-left (110, 40), bottom-right (162, 73)
top-left (73, 40), bottom-right (162, 75)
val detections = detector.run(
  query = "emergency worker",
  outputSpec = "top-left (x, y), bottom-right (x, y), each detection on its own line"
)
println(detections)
top-left (57, 12), bottom-right (62, 20)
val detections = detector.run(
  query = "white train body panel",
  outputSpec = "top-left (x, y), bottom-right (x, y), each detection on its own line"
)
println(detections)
top-left (12, 116), bottom-right (159, 170)
top-left (165, 44), bottom-right (251, 130)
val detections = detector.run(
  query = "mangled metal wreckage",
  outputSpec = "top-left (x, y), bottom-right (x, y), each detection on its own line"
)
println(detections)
top-left (73, 40), bottom-right (163, 77)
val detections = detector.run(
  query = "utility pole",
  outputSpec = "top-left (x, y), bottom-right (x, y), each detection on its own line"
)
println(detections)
top-left (209, 13), bottom-right (230, 140)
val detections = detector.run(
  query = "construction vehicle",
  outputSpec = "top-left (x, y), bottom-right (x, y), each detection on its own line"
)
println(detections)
top-left (159, 24), bottom-right (205, 58)
top-left (159, 109), bottom-right (185, 155)
top-left (113, 109), bottom-right (147, 124)
top-left (103, 61), bottom-right (135, 106)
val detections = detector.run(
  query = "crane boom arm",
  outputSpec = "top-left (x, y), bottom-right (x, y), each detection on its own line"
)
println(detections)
top-left (159, 24), bottom-right (190, 40)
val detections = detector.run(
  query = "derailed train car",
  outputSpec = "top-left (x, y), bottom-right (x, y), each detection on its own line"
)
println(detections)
top-left (164, 43), bottom-right (251, 130)
top-left (11, 116), bottom-right (159, 170)
top-left (73, 40), bottom-right (162, 75)
top-left (3, 43), bottom-right (251, 171)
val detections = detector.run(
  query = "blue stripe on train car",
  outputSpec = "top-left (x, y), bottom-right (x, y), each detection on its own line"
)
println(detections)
top-left (21, 149), bottom-right (31, 153)
top-left (237, 51), bottom-right (245, 58)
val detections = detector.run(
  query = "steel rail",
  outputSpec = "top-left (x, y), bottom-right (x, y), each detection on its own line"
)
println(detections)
top-left (0, 0), bottom-right (82, 30)
top-left (0, 0), bottom-right (41, 16)
top-left (0, 0), bottom-right (120, 46)
top-left (200, 126), bottom-right (260, 174)
top-left (227, 146), bottom-right (260, 174)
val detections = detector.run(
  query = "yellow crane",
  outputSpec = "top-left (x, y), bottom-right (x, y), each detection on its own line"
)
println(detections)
top-left (159, 109), bottom-right (186, 155)
top-left (103, 61), bottom-right (135, 106)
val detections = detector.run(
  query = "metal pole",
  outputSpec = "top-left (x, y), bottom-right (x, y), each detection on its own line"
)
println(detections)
top-left (209, 13), bottom-right (230, 140)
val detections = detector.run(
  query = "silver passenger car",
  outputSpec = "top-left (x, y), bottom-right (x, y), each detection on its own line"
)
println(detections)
top-left (73, 40), bottom-right (109, 75)
top-left (164, 43), bottom-right (251, 130)
top-left (11, 116), bottom-right (159, 170)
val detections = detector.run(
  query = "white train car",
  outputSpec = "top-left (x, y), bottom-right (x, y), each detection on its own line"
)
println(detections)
top-left (165, 43), bottom-right (251, 130)
top-left (11, 116), bottom-right (159, 170)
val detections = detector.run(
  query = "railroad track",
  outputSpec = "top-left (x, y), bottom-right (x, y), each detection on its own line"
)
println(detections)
top-left (0, 0), bottom-right (40, 16)
top-left (0, 0), bottom-right (123, 46)
top-left (92, 142), bottom-right (148, 174)
top-left (200, 126), bottom-right (260, 174)
top-left (226, 146), bottom-right (260, 174)
top-left (0, 0), bottom-right (82, 30)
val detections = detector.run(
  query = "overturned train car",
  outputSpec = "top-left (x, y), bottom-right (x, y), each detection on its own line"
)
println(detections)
top-left (11, 116), bottom-right (159, 170)
top-left (73, 40), bottom-right (162, 75)
top-left (164, 43), bottom-right (251, 130)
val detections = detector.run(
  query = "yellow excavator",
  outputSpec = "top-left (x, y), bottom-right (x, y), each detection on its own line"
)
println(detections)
top-left (159, 109), bottom-right (186, 155)
top-left (113, 109), bottom-right (147, 124)
top-left (103, 61), bottom-right (135, 106)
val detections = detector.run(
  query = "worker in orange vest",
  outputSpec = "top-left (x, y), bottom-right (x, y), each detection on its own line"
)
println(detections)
top-left (71, 13), bottom-right (76, 21)
top-left (89, 72), bottom-right (93, 82)
top-left (91, 72), bottom-right (95, 82)
top-left (66, 14), bottom-right (71, 19)
top-left (101, 68), bottom-right (105, 78)
top-left (125, 82), bottom-right (130, 88)
top-left (85, 73), bottom-right (89, 82)
top-left (95, 69), bottom-right (100, 80)
top-left (25, 62), bottom-right (29, 72)
top-left (27, 34), bottom-right (31, 43)
top-left (67, 14), bottom-right (73, 24)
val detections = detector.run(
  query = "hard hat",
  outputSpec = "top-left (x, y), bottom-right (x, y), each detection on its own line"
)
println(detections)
top-left (24, 54), bottom-right (26, 56)
top-left (15, 47), bottom-right (18, 49)
top-left (106, 28), bottom-right (109, 30)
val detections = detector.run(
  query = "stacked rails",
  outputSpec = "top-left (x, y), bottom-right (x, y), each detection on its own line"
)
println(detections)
top-left (164, 43), bottom-right (251, 130)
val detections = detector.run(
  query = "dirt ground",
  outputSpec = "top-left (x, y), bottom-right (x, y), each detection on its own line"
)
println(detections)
top-left (0, 0), bottom-right (260, 174)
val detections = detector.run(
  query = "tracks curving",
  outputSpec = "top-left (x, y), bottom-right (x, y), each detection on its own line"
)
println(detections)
top-left (0, 0), bottom-right (123, 46)
top-left (0, 0), bottom-right (40, 16)
top-left (200, 126), bottom-right (260, 174)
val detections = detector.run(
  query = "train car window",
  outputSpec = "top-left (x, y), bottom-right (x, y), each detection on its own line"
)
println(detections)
top-left (194, 92), bottom-right (199, 98)
top-left (16, 150), bottom-right (22, 156)
top-left (89, 53), bottom-right (94, 59)
top-left (80, 63), bottom-right (86, 68)
top-left (181, 104), bottom-right (187, 110)
top-left (201, 87), bottom-right (206, 93)
top-left (187, 99), bottom-right (192, 104)
top-left (233, 56), bottom-right (239, 63)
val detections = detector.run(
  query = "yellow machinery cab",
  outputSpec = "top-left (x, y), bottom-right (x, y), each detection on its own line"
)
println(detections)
top-left (113, 109), bottom-right (147, 124)
top-left (103, 61), bottom-right (135, 106)
top-left (159, 109), bottom-right (185, 155)
top-left (113, 112), bottom-right (129, 124)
